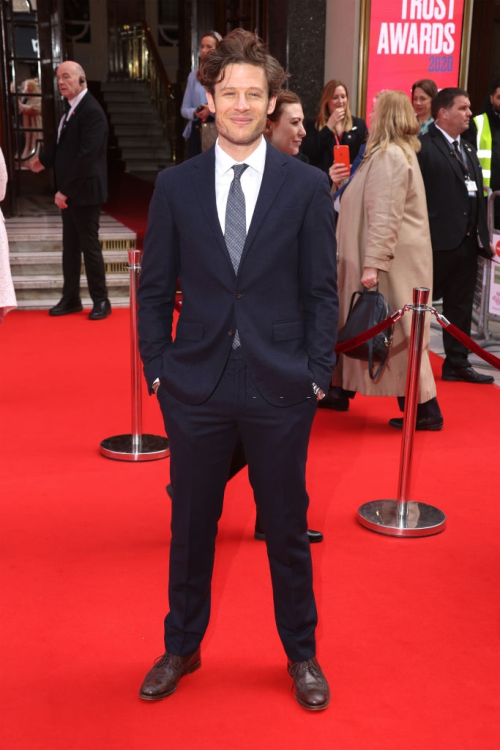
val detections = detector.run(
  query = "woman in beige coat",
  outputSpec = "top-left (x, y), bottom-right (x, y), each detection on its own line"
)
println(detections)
top-left (331, 90), bottom-right (442, 430)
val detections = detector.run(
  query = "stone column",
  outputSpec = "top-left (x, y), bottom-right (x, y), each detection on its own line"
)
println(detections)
top-left (266, 0), bottom-right (326, 120)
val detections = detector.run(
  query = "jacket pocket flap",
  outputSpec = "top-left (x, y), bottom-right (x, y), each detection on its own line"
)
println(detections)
top-left (273, 319), bottom-right (304, 341)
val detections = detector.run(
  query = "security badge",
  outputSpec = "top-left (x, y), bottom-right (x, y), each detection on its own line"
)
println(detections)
top-left (465, 179), bottom-right (477, 196)
top-left (463, 143), bottom-right (477, 196)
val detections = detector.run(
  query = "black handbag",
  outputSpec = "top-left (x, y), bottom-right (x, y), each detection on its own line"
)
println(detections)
top-left (337, 286), bottom-right (393, 380)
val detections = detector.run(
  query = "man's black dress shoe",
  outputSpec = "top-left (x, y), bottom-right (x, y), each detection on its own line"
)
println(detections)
top-left (139, 648), bottom-right (201, 701)
top-left (442, 366), bottom-right (494, 384)
top-left (317, 390), bottom-right (349, 411)
top-left (305, 528), bottom-right (324, 543)
top-left (388, 415), bottom-right (444, 431)
top-left (254, 516), bottom-right (324, 543)
top-left (49, 298), bottom-right (83, 316)
top-left (288, 657), bottom-right (330, 711)
top-left (89, 299), bottom-right (111, 320)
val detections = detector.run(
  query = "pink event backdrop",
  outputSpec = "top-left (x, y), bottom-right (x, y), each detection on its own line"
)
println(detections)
top-left (365, 0), bottom-right (466, 115)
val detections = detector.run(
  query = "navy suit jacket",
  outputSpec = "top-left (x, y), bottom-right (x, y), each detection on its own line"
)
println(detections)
top-left (40, 91), bottom-right (108, 206)
top-left (137, 142), bottom-right (338, 407)
top-left (417, 123), bottom-right (491, 257)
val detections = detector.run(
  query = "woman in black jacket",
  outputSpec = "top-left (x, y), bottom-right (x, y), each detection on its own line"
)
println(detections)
top-left (302, 79), bottom-right (367, 179)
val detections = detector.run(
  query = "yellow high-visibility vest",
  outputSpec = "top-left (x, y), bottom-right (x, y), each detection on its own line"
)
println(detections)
top-left (474, 113), bottom-right (492, 189)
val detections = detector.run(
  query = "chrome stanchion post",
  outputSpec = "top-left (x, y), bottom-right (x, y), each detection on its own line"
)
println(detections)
top-left (100, 249), bottom-right (170, 462)
top-left (358, 287), bottom-right (446, 537)
top-left (130, 249), bottom-right (142, 452)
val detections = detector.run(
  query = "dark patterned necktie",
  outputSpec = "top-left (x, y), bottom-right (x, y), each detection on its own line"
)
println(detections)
top-left (452, 140), bottom-right (467, 172)
top-left (225, 163), bottom-right (248, 348)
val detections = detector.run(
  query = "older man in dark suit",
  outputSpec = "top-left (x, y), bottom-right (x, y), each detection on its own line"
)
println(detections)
top-left (137, 29), bottom-right (338, 710)
top-left (31, 61), bottom-right (110, 320)
top-left (418, 88), bottom-right (494, 384)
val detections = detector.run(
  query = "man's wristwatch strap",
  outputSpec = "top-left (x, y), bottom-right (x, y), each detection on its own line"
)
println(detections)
top-left (312, 382), bottom-right (325, 401)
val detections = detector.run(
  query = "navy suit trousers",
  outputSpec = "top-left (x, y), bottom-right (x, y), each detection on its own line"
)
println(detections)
top-left (156, 348), bottom-right (318, 662)
top-left (61, 204), bottom-right (107, 303)
top-left (433, 235), bottom-right (479, 369)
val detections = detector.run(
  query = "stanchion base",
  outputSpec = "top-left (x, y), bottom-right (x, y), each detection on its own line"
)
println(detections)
top-left (100, 434), bottom-right (169, 462)
top-left (358, 500), bottom-right (446, 537)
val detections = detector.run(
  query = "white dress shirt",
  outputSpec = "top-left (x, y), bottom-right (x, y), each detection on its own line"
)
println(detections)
top-left (434, 123), bottom-right (462, 149)
top-left (215, 136), bottom-right (267, 234)
top-left (57, 88), bottom-right (88, 142)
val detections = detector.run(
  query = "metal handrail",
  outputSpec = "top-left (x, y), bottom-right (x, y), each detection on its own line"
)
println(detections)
top-left (109, 21), bottom-right (178, 163)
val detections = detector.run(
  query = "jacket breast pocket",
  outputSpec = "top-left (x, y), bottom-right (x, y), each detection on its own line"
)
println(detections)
top-left (273, 318), bottom-right (304, 342)
top-left (266, 208), bottom-right (303, 224)
top-left (175, 319), bottom-right (204, 341)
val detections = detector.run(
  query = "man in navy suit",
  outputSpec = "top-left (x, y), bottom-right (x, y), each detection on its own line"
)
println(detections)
top-left (418, 88), bottom-right (494, 384)
top-left (31, 61), bottom-right (111, 320)
top-left (137, 29), bottom-right (338, 710)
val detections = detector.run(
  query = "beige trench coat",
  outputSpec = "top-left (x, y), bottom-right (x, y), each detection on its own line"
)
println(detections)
top-left (333, 143), bottom-right (437, 402)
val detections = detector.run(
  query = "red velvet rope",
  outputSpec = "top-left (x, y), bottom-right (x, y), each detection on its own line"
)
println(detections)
top-left (439, 320), bottom-right (500, 371)
top-left (335, 315), bottom-right (396, 355)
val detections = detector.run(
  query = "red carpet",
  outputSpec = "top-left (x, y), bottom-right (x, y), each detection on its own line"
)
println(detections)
top-left (103, 173), bottom-right (155, 247)
top-left (1, 309), bottom-right (500, 749)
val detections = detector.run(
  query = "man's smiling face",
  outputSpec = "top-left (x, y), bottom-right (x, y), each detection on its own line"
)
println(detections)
top-left (206, 63), bottom-right (276, 157)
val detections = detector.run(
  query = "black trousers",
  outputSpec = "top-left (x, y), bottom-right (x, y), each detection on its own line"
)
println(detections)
top-left (61, 204), bottom-right (107, 303)
top-left (156, 349), bottom-right (318, 662)
top-left (433, 235), bottom-right (479, 369)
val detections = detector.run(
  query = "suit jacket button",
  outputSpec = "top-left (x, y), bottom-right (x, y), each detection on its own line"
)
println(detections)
top-left (228, 329), bottom-right (234, 336)
top-left (235, 292), bottom-right (242, 299)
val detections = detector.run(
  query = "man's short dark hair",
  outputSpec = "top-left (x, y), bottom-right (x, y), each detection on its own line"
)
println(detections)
top-left (432, 87), bottom-right (469, 119)
top-left (200, 28), bottom-right (288, 98)
top-left (490, 78), bottom-right (500, 96)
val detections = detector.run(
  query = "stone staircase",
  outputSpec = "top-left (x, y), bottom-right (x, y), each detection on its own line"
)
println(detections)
top-left (101, 81), bottom-right (173, 173)
top-left (8, 210), bottom-right (136, 309)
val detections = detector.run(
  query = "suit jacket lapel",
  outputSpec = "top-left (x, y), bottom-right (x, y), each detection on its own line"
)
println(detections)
top-left (191, 147), bottom-right (230, 265)
top-left (431, 126), bottom-right (467, 184)
top-left (59, 92), bottom-right (87, 141)
top-left (240, 144), bottom-right (287, 269)
top-left (463, 140), bottom-right (481, 184)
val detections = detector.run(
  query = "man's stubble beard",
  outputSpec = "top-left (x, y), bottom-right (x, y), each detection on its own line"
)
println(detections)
top-left (215, 111), bottom-right (267, 148)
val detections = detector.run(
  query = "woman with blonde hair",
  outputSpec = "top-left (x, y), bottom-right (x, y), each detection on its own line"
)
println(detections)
top-left (302, 79), bottom-right (367, 179)
top-left (330, 90), bottom-right (443, 429)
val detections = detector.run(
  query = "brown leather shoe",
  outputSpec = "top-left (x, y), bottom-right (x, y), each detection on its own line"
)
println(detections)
top-left (139, 648), bottom-right (201, 701)
top-left (288, 657), bottom-right (330, 710)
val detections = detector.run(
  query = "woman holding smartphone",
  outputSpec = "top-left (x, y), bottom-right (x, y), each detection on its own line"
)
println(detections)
top-left (302, 79), bottom-right (367, 181)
